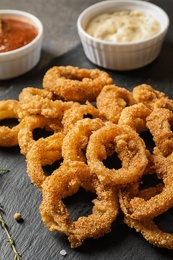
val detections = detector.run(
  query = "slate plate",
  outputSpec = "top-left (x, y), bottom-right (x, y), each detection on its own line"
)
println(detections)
top-left (1, 41), bottom-right (173, 260)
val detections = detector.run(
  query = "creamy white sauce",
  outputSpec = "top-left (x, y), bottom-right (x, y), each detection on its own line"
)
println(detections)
top-left (85, 10), bottom-right (161, 43)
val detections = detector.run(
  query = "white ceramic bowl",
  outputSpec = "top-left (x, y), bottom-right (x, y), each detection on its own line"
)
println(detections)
top-left (0, 10), bottom-right (43, 80)
top-left (77, 0), bottom-right (169, 70)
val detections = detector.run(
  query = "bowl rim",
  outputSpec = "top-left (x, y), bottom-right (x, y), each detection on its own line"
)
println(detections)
top-left (0, 9), bottom-right (43, 57)
top-left (77, 0), bottom-right (170, 46)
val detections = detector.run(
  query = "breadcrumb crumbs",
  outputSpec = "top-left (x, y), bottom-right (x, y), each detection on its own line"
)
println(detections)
top-left (60, 249), bottom-right (67, 256)
top-left (14, 213), bottom-right (22, 221)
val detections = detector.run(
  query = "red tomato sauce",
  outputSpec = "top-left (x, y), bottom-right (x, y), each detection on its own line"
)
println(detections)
top-left (0, 17), bottom-right (38, 52)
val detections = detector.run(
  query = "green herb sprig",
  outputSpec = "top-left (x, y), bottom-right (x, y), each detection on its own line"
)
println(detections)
top-left (0, 206), bottom-right (21, 260)
top-left (0, 168), bottom-right (10, 174)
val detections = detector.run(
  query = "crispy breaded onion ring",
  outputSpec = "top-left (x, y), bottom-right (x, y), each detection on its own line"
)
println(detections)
top-left (118, 103), bottom-right (151, 133)
top-left (0, 100), bottom-right (23, 147)
top-left (62, 101), bottom-right (101, 134)
top-left (124, 215), bottom-right (173, 250)
top-left (96, 85), bottom-right (135, 123)
top-left (124, 185), bottom-right (173, 250)
top-left (147, 108), bottom-right (173, 157)
top-left (18, 115), bottom-right (63, 155)
top-left (19, 87), bottom-right (74, 119)
top-left (26, 132), bottom-right (64, 190)
top-left (132, 84), bottom-right (173, 110)
top-left (42, 66), bottom-right (113, 102)
top-left (40, 161), bottom-right (119, 248)
top-left (62, 118), bottom-right (104, 162)
top-left (19, 86), bottom-right (53, 101)
top-left (119, 153), bottom-right (173, 220)
top-left (86, 122), bottom-right (148, 186)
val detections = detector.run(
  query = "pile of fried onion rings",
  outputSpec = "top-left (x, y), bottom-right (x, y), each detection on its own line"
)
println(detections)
top-left (1, 65), bottom-right (173, 249)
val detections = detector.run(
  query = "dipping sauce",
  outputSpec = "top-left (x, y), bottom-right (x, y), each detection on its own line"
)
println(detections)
top-left (0, 17), bottom-right (38, 52)
top-left (85, 10), bottom-right (161, 43)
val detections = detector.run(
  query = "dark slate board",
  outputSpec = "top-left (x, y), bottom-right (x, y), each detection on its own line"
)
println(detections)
top-left (1, 25), bottom-right (173, 260)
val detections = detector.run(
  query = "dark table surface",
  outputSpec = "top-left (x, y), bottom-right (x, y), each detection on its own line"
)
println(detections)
top-left (1, 0), bottom-right (173, 259)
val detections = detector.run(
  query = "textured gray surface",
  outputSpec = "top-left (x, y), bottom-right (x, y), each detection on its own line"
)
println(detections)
top-left (0, 0), bottom-right (173, 260)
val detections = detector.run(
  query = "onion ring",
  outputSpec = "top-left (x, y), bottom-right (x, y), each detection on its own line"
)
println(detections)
top-left (0, 100), bottom-right (23, 147)
top-left (119, 153), bottom-right (173, 220)
top-left (86, 122), bottom-right (148, 185)
top-left (26, 132), bottom-right (64, 190)
top-left (146, 107), bottom-right (173, 157)
top-left (132, 84), bottom-right (171, 110)
top-left (124, 215), bottom-right (173, 250)
top-left (18, 115), bottom-right (63, 155)
top-left (40, 161), bottom-right (119, 248)
top-left (96, 85), bottom-right (135, 123)
top-left (62, 101), bottom-right (101, 134)
top-left (62, 118), bottom-right (104, 162)
top-left (42, 66), bottom-right (113, 102)
top-left (19, 87), bottom-right (74, 119)
top-left (124, 185), bottom-right (173, 250)
top-left (118, 103), bottom-right (151, 133)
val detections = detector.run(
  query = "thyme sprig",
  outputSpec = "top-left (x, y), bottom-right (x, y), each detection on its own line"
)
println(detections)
top-left (0, 206), bottom-right (21, 260)
top-left (0, 168), bottom-right (10, 174)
